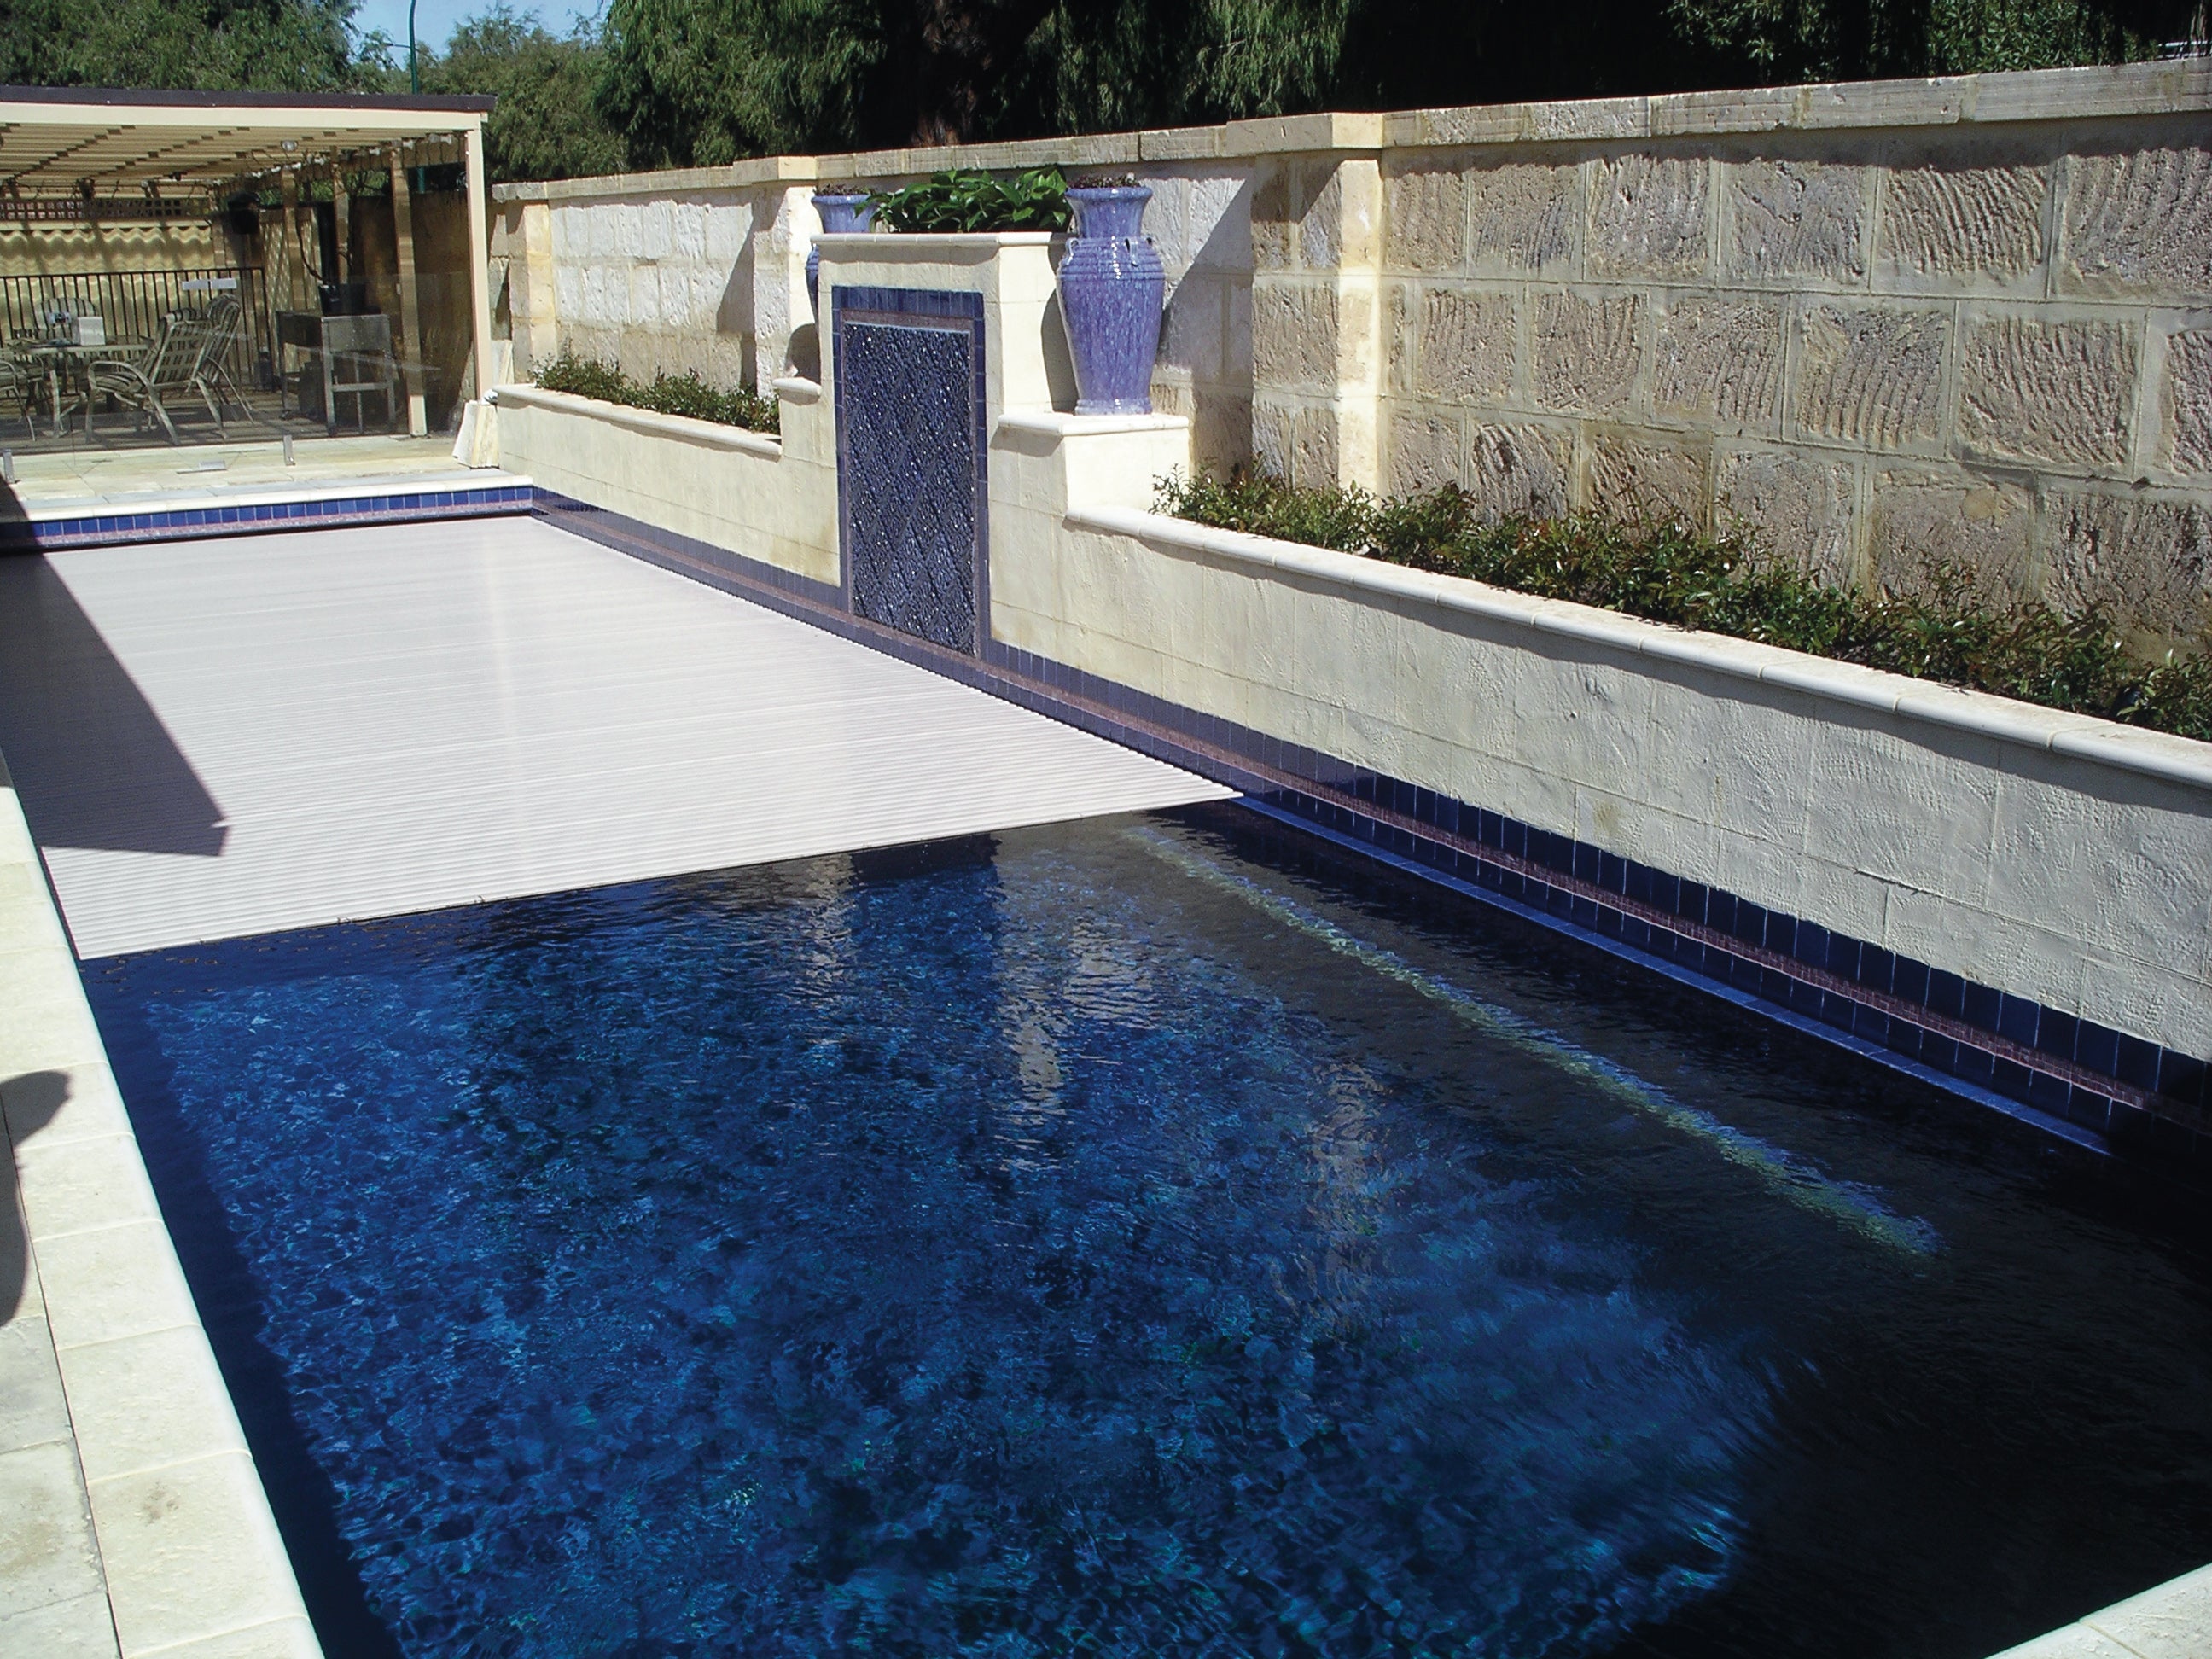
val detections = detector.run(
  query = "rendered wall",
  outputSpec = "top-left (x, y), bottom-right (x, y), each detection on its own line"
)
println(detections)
top-left (494, 59), bottom-right (2212, 638)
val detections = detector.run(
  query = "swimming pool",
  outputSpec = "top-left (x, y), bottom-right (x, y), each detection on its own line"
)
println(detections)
top-left (85, 805), bottom-right (2212, 1657)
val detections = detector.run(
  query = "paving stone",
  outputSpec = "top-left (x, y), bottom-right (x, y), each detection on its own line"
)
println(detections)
top-left (1468, 423), bottom-right (1572, 520)
top-left (2162, 327), bottom-right (2212, 476)
top-left (1587, 428), bottom-right (1708, 522)
top-left (1466, 160), bottom-right (1579, 274)
top-left (1795, 303), bottom-right (1949, 451)
top-left (1879, 153), bottom-right (2051, 284)
top-left (1384, 164), bottom-right (1466, 271)
top-left (0, 1441), bottom-right (105, 1623)
top-left (0, 1589), bottom-right (119, 1659)
top-left (2062, 144), bottom-right (2212, 296)
top-left (2046, 489), bottom-right (2212, 638)
top-left (1589, 153), bottom-right (1709, 278)
top-left (1717, 449), bottom-right (1855, 582)
top-left (1960, 315), bottom-right (2138, 469)
top-left (1412, 286), bottom-right (1516, 405)
top-left (1533, 290), bottom-right (1644, 415)
top-left (1654, 293), bottom-right (1784, 428)
top-left (1869, 468), bottom-right (2036, 600)
top-left (1726, 159), bottom-right (1867, 282)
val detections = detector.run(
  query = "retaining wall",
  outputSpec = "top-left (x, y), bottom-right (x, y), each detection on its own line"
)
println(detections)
top-left (494, 59), bottom-right (2212, 643)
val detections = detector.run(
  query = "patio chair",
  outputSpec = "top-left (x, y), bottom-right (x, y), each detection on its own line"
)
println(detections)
top-left (190, 295), bottom-right (251, 425)
top-left (81, 313), bottom-right (207, 444)
top-left (0, 349), bottom-right (36, 438)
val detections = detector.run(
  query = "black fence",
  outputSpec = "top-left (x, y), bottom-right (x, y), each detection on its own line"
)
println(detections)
top-left (0, 266), bottom-right (274, 389)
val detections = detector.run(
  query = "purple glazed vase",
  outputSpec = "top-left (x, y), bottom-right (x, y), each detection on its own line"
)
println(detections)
top-left (1057, 186), bottom-right (1165, 416)
top-left (806, 192), bottom-right (876, 316)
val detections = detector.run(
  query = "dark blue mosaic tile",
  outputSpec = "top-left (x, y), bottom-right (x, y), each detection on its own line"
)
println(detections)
top-left (1818, 992), bottom-right (1856, 1032)
top-left (2035, 1010), bottom-right (2078, 1063)
top-left (1500, 819), bottom-right (1528, 859)
top-left (1891, 957), bottom-right (1930, 1009)
top-left (1763, 912), bottom-right (1796, 957)
top-left (1961, 982), bottom-right (2003, 1035)
top-left (2159, 1051), bottom-right (2209, 1110)
top-left (1499, 870), bottom-right (1527, 902)
top-left (2105, 1035), bottom-right (2158, 1097)
top-left (2106, 1100), bottom-right (2154, 1150)
top-left (1705, 890), bottom-right (1738, 937)
top-left (1757, 965), bottom-right (1796, 1004)
top-left (1598, 853), bottom-right (1627, 894)
top-left (2026, 1068), bottom-right (2072, 1115)
top-left (2072, 1021), bottom-right (2120, 1076)
top-left (1824, 934), bottom-right (1862, 982)
top-left (1850, 1003), bottom-right (1889, 1044)
top-left (1728, 954), bottom-right (1764, 993)
top-left (1571, 842), bottom-right (1602, 884)
top-left (1570, 895), bottom-right (1600, 929)
top-left (1925, 969), bottom-right (1966, 1021)
top-left (1595, 905), bottom-right (1626, 939)
top-left (1988, 1060), bottom-right (2036, 1105)
top-left (1996, 994), bottom-right (2041, 1049)
top-left (1885, 1020), bottom-right (1925, 1061)
top-left (1648, 870), bottom-right (1679, 915)
top-left (1920, 1033), bottom-right (1959, 1074)
top-left (1731, 901), bottom-right (1767, 948)
top-left (1621, 917), bottom-right (1652, 951)
top-left (1954, 1045), bottom-right (1997, 1087)
top-left (1678, 882), bottom-right (1708, 926)
top-left (1624, 861), bottom-right (1654, 905)
top-left (1787, 977), bottom-right (1825, 1017)
top-left (2066, 1089), bottom-right (2113, 1133)
top-left (1856, 947), bottom-right (1895, 996)
top-left (1792, 920), bottom-right (1828, 968)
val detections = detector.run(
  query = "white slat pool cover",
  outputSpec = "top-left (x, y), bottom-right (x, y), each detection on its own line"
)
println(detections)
top-left (0, 517), bottom-right (1232, 959)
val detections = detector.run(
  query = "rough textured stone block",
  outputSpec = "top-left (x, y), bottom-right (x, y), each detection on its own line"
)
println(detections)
top-left (2163, 328), bottom-right (2212, 476)
top-left (1795, 304), bottom-right (1947, 451)
top-left (1726, 160), bottom-right (1866, 282)
top-left (1249, 163), bottom-right (1297, 271)
top-left (1193, 391), bottom-right (1254, 470)
top-left (1878, 156), bottom-right (2048, 285)
top-left (1252, 283), bottom-right (1338, 392)
top-left (1466, 161), bottom-right (1579, 273)
top-left (1960, 315), bottom-right (2137, 469)
top-left (2046, 490), bottom-right (2212, 637)
top-left (1412, 286), bottom-right (1516, 405)
top-left (1187, 173), bottom-right (1251, 271)
top-left (1869, 469), bottom-right (2034, 599)
top-left (2061, 145), bottom-right (2212, 296)
top-left (1588, 154), bottom-right (1709, 278)
top-left (1716, 449), bottom-right (1854, 581)
top-left (1385, 165), bottom-right (1466, 272)
top-left (1587, 428), bottom-right (1708, 522)
top-left (1468, 423), bottom-right (1571, 519)
top-left (1388, 407), bottom-right (1462, 495)
top-left (1254, 399), bottom-right (1340, 488)
top-left (1533, 290), bottom-right (1644, 415)
top-left (1653, 294), bottom-right (1784, 428)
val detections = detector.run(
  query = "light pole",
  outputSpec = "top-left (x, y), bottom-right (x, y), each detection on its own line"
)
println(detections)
top-left (408, 0), bottom-right (421, 92)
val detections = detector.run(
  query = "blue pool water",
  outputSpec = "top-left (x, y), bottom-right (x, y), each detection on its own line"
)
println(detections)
top-left (86, 807), bottom-right (2212, 1658)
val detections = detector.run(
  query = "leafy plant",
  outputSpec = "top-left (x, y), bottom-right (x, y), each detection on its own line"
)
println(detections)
top-left (1161, 469), bottom-right (2212, 745)
top-left (535, 352), bottom-right (779, 434)
top-left (869, 168), bottom-right (1069, 233)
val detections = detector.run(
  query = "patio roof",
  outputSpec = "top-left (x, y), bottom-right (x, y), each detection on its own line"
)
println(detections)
top-left (0, 84), bottom-right (493, 194)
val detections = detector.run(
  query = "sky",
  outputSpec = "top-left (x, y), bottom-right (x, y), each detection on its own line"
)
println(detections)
top-left (348, 0), bottom-right (597, 61)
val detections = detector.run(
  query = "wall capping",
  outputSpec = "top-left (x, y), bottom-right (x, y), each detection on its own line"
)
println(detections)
top-left (1069, 504), bottom-right (2212, 795)
top-left (491, 384), bottom-right (784, 458)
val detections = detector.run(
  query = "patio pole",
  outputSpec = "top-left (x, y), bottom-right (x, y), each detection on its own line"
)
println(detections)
top-left (388, 145), bottom-right (428, 436)
top-left (277, 166), bottom-right (306, 312)
top-left (463, 124), bottom-right (493, 399)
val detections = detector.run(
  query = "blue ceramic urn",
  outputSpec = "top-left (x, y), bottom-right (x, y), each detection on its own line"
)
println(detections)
top-left (806, 193), bottom-right (876, 316)
top-left (1057, 185), bottom-right (1165, 416)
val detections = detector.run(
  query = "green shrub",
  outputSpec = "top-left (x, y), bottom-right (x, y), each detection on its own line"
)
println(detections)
top-left (1161, 470), bottom-right (2212, 745)
top-left (535, 352), bottom-right (779, 434)
top-left (869, 167), bottom-right (1069, 233)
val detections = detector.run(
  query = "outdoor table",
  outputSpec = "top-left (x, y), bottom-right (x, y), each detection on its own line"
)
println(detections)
top-left (14, 339), bottom-right (141, 435)
top-left (276, 311), bottom-right (399, 434)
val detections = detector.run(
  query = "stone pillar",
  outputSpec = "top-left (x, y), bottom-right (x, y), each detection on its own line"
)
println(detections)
top-left (1248, 125), bottom-right (1386, 492)
top-left (501, 197), bottom-right (559, 379)
top-left (389, 146), bottom-right (428, 437)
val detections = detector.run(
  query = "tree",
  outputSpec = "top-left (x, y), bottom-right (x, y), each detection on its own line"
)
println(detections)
top-left (0, 0), bottom-right (365, 92)
top-left (411, 3), bottom-right (627, 182)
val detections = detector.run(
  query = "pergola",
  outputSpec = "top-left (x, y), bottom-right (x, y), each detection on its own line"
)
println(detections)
top-left (0, 84), bottom-right (498, 427)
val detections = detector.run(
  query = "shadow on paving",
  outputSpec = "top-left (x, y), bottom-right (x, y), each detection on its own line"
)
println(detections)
top-left (0, 552), bottom-right (227, 857)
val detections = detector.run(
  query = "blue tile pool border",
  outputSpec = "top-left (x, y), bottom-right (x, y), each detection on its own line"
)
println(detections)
top-left (1, 483), bottom-right (533, 552)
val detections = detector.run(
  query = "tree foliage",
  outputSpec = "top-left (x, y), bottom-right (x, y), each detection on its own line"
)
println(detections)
top-left (407, 3), bottom-right (626, 183)
top-left (0, 0), bottom-right (364, 91)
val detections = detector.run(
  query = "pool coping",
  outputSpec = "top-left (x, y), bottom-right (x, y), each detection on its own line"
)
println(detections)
top-left (0, 751), bottom-right (320, 1659)
top-left (1992, 1562), bottom-right (2212, 1657)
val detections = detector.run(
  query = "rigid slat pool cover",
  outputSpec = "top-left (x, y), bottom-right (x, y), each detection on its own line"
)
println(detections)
top-left (0, 516), bottom-right (1231, 959)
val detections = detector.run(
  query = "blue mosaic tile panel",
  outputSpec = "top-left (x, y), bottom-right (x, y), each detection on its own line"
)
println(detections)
top-left (832, 287), bottom-right (987, 655)
top-left (11, 486), bottom-right (531, 552)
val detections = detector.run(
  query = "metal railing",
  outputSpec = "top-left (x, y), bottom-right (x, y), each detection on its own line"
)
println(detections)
top-left (0, 266), bottom-right (273, 389)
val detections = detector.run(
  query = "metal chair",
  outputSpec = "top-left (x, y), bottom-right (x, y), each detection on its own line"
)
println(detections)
top-left (0, 349), bottom-right (36, 438)
top-left (190, 295), bottom-right (250, 425)
top-left (82, 314), bottom-right (207, 443)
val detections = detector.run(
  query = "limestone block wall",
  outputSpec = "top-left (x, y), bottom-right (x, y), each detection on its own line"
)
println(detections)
top-left (491, 59), bottom-right (2212, 637)
top-left (1358, 63), bottom-right (2212, 644)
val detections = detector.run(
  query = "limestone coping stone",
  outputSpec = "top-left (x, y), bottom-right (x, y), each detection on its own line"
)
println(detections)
top-left (0, 753), bottom-right (320, 1658)
top-left (490, 383), bottom-right (783, 458)
top-left (491, 61), bottom-right (2210, 206)
top-left (1069, 504), bottom-right (2212, 795)
top-left (1988, 1560), bottom-right (2212, 1657)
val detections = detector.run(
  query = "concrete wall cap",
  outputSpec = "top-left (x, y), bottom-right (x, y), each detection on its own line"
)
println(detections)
top-left (1070, 504), bottom-right (2212, 795)
top-left (771, 375), bottom-right (822, 405)
top-left (496, 383), bottom-right (783, 457)
top-left (995, 410), bottom-right (1192, 439)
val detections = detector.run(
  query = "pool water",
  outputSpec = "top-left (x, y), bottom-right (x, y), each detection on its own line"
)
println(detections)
top-left (85, 806), bottom-right (2212, 1658)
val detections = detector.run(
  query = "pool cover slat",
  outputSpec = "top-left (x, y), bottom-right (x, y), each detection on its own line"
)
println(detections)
top-left (0, 518), bottom-right (1232, 958)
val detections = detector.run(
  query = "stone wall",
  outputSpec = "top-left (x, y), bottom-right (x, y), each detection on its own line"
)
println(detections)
top-left (492, 58), bottom-right (2212, 640)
